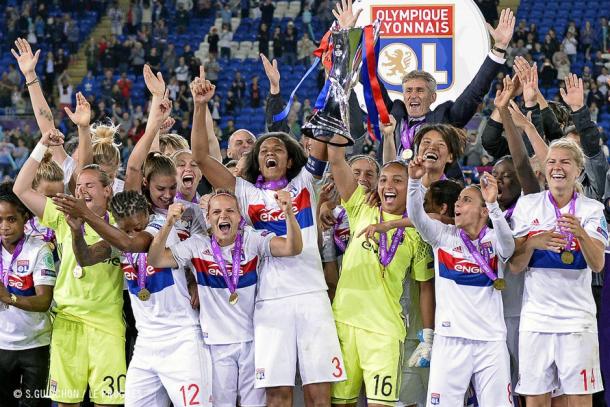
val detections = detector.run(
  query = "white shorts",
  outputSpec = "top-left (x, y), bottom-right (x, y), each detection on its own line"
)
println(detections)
top-left (125, 330), bottom-right (213, 407)
top-left (426, 336), bottom-right (512, 407)
top-left (210, 341), bottom-right (265, 407)
top-left (399, 338), bottom-right (429, 406)
top-left (505, 316), bottom-right (520, 391)
top-left (516, 331), bottom-right (603, 396)
top-left (254, 291), bottom-right (346, 388)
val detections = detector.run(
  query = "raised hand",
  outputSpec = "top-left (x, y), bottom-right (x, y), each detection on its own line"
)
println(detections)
top-left (40, 129), bottom-right (65, 147)
top-left (260, 54), bottom-right (280, 94)
top-left (486, 8), bottom-right (515, 49)
top-left (521, 64), bottom-right (539, 107)
top-left (51, 194), bottom-right (90, 218)
top-left (190, 77), bottom-right (216, 105)
top-left (508, 100), bottom-right (533, 130)
top-left (159, 117), bottom-right (176, 134)
top-left (332, 0), bottom-right (362, 29)
top-left (11, 38), bottom-right (40, 77)
top-left (559, 73), bottom-right (584, 111)
top-left (494, 76), bottom-right (514, 109)
top-left (380, 115), bottom-right (397, 139)
top-left (143, 64), bottom-right (166, 97)
top-left (64, 92), bottom-right (91, 128)
top-left (479, 172), bottom-right (498, 204)
top-left (275, 190), bottom-right (293, 214)
top-left (167, 202), bottom-right (185, 225)
top-left (408, 156), bottom-right (426, 180)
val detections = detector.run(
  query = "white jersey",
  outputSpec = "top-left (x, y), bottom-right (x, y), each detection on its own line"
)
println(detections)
top-left (113, 178), bottom-right (125, 195)
top-left (235, 168), bottom-right (327, 300)
top-left (171, 226), bottom-right (274, 344)
top-left (407, 178), bottom-right (513, 341)
top-left (121, 213), bottom-right (200, 341)
top-left (0, 235), bottom-right (56, 350)
top-left (512, 191), bottom-right (608, 333)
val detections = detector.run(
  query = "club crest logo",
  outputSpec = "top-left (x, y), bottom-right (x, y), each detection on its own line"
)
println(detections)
top-left (356, 0), bottom-right (489, 104)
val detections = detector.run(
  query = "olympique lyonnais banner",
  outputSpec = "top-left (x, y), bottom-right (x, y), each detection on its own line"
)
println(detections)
top-left (355, 0), bottom-right (490, 106)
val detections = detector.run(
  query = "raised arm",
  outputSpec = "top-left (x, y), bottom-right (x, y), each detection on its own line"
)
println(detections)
top-left (381, 116), bottom-right (398, 164)
top-left (65, 92), bottom-right (93, 182)
top-left (13, 130), bottom-right (64, 218)
top-left (190, 66), bottom-right (222, 161)
top-left (327, 136), bottom-right (357, 202)
top-left (125, 66), bottom-right (171, 192)
top-left (480, 173), bottom-right (515, 260)
top-left (147, 203), bottom-right (182, 269)
top-left (269, 190), bottom-right (303, 256)
top-left (190, 74), bottom-right (236, 190)
top-left (51, 194), bottom-right (154, 252)
top-left (66, 214), bottom-right (112, 267)
top-left (493, 74), bottom-right (541, 195)
top-left (12, 38), bottom-right (67, 164)
top-left (407, 157), bottom-right (446, 246)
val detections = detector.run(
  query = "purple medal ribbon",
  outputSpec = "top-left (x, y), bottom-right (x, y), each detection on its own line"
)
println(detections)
top-left (548, 191), bottom-right (577, 251)
top-left (378, 207), bottom-right (407, 267)
top-left (333, 208), bottom-right (348, 253)
top-left (504, 204), bottom-right (516, 221)
top-left (255, 175), bottom-right (288, 190)
top-left (1, 236), bottom-right (25, 287)
top-left (81, 213), bottom-right (110, 236)
top-left (210, 218), bottom-right (246, 294)
top-left (459, 226), bottom-right (498, 284)
top-left (29, 218), bottom-right (55, 242)
top-left (400, 119), bottom-right (424, 152)
top-left (126, 252), bottom-right (148, 292)
top-left (176, 191), bottom-right (198, 203)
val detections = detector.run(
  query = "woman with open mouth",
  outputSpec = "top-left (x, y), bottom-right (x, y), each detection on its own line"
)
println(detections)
top-left (190, 78), bottom-right (345, 406)
top-left (325, 134), bottom-right (435, 407)
top-left (509, 138), bottom-right (607, 406)
top-left (147, 188), bottom-right (303, 407)
top-left (172, 149), bottom-right (203, 204)
top-left (407, 155), bottom-right (515, 406)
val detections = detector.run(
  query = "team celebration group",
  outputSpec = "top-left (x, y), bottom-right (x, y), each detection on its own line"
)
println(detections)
top-left (1, 2), bottom-right (608, 407)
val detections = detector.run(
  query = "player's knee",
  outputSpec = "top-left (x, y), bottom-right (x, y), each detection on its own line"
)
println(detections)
top-left (266, 386), bottom-right (293, 407)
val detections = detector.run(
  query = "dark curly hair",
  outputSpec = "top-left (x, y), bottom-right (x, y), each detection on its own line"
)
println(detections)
top-left (241, 132), bottom-right (308, 184)
top-left (0, 181), bottom-right (32, 220)
top-left (413, 123), bottom-right (467, 166)
top-left (110, 190), bottom-right (151, 220)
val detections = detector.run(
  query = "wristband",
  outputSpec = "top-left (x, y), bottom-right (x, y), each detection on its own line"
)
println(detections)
top-left (305, 156), bottom-right (327, 177)
top-left (492, 46), bottom-right (507, 55)
top-left (25, 77), bottom-right (39, 87)
top-left (31, 143), bottom-right (48, 162)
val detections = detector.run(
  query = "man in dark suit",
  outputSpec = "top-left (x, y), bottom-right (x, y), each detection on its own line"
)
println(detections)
top-left (381, 8), bottom-right (516, 178)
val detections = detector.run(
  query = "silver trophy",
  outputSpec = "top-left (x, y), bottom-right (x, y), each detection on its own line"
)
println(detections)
top-left (303, 26), bottom-right (372, 146)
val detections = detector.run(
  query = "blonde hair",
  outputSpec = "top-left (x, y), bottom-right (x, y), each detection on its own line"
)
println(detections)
top-left (545, 138), bottom-right (585, 170)
top-left (90, 122), bottom-right (121, 170)
top-left (160, 133), bottom-right (189, 155)
top-left (546, 139), bottom-right (585, 193)
top-left (170, 149), bottom-right (193, 163)
top-left (32, 151), bottom-right (63, 189)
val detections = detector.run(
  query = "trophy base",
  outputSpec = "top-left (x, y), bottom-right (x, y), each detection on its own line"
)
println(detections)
top-left (302, 111), bottom-right (354, 147)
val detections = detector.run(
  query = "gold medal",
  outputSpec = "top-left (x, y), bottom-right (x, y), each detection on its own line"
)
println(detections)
top-left (493, 278), bottom-right (506, 291)
top-left (401, 149), bottom-right (413, 161)
top-left (137, 288), bottom-right (151, 301)
top-left (73, 266), bottom-right (84, 279)
top-left (229, 292), bottom-right (239, 305)
top-left (561, 251), bottom-right (574, 265)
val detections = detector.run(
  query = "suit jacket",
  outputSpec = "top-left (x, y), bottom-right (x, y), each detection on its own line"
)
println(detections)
top-left (385, 54), bottom-right (505, 179)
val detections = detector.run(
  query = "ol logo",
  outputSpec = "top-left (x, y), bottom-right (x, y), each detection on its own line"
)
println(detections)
top-left (355, 0), bottom-right (490, 104)
top-left (255, 368), bottom-right (265, 380)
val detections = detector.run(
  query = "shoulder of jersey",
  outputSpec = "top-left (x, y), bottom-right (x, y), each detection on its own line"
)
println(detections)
top-left (24, 234), bottom-right (48, 251)
top-left (578, 193), bottom-right (604, 212)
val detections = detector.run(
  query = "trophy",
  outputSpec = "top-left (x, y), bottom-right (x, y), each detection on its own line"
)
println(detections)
top-left (303, 26), bottom-right (371, 146)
